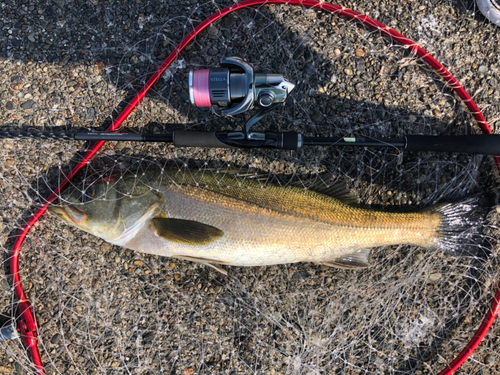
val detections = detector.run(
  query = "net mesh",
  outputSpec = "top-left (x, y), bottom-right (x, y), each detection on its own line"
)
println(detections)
top-left (1, 0), bottom-right (499, 374)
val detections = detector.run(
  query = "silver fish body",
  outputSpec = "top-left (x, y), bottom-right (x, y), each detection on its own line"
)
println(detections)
top-left (49, 169), bottom-right (487, 272)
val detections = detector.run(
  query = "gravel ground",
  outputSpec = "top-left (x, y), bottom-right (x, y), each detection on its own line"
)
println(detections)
top-left (0, 0), bottom-right (500, 374)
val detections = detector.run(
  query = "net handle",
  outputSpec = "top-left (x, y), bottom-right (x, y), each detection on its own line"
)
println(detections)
top-left (10, 1), bottom-right (499, 373)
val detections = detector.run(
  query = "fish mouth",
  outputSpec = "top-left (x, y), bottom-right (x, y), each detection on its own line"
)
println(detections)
top-left (48, 205), bottom-right (87, 226)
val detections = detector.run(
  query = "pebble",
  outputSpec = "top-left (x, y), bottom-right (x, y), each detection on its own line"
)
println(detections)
top-left (52, 0), bottom-right (65, 8)
top-left (478, 65), bottom-right (488, 73)
top-left (208, 25), bottom-right (219, 36)
top-left (0, 279), bottom-right (10, 291)
top-left (221, 16), bottom-right (235, 27)
top-left (361, 73), bottom-right (371, 81)
top-left (291, 271), bottom-right (311, 280)
top-left (207, 47), bottom-right (219, 56)
top-left (330, 74), bottom-right (338, 84)
top-left (51, 334), bottom-right (61, 345)
top-left (356, 60), bottom-right (365, 73)
top-left (355, 48), bottom-right (365, 57)
top-left (484, 353), bottom-right (495, 365)
top-left (429, 273), bottom-right (442, 282)
top-left (5, 101), bottom-right (14, 110)
top-left (85, 108), bottom-right (97, 120)
top-left (101, 243), bottom-right (112, 252)
top-left (20, 99), bottom-right (35, 109)
top-left (113, 142), bottom-right (126, 151)
top-left (305, 63), bottom-right (316, 75)
top-left (311, 112), bottom-right (323, 123)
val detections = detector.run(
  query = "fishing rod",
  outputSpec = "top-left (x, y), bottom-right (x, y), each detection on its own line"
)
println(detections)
top-left (2, 130), bottom-right (500, 155)
top-left (2, 57), bottom-right (499, 155)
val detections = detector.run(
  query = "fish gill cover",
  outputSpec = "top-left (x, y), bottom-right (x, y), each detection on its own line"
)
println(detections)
top-left (0, 0), bottom-right (499, 374)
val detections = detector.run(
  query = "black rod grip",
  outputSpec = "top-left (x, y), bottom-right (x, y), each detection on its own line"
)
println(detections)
top-left (405, 135), bottom-right (500, 155)
top-left (173, 130), bottom-right (232, 148)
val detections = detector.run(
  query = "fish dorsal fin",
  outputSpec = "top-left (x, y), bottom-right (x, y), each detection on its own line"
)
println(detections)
top-left (292, 177), bottom-right (359, 205)
top-left (198, 169), bottom-right (358, 204)
top-left (151, 218), bottom-right (224, 246)
top-left (322, 249), bottom-right (371, 269)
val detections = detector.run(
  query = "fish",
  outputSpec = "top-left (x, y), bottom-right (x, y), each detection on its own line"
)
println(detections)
top-left (48, 168), bottom-right (489, 274)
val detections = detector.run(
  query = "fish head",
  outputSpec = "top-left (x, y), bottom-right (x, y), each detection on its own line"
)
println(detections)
top-left (49, 176), bottom-right (166, 244)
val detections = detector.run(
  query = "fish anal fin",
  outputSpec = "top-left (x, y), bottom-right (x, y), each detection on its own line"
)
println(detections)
top-left (322, 249), bottom-right (371, 269)
top-left (151, 218), bottom-right (223, 246)
top-left (173, 255), bottom-right (229, 275)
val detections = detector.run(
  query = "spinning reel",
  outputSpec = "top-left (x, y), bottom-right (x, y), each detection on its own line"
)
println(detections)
top-left (189, 57), bottom-right (295, 134)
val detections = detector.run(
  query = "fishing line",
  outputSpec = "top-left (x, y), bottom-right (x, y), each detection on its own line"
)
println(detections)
top-left (6, 1), bottom-right (499, 374)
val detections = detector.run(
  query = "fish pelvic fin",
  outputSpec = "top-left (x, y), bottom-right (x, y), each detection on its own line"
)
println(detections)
top-left (433, 197), bottom-right (492, 258)
top-left (151, 218), bottom-right (224, 246)
top-left (322, 248), bottom-right (371, 269)
top-left (173, 255), bottom-right (229, 275)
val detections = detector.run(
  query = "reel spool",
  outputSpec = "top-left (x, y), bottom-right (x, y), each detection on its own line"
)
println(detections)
top-left (189, 57), bottom-right (295, 132)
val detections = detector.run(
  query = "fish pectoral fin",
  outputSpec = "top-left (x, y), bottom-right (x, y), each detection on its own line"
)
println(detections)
top-left (322, 249), bottom-right (371, 269)
top-left (151, 218), bottom-right (224, 246)
top-left (173, 255), bottom-right (229, 275)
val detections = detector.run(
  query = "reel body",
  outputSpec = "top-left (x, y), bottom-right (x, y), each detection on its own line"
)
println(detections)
top-left (188, 57), bottom-right (295, 120)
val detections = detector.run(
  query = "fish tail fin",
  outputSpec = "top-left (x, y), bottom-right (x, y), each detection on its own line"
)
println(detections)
top-left (434, 197), bottom-right (493, 258)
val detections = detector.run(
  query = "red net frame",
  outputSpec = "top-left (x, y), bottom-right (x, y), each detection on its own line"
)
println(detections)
top-left (10, 1), bottom-right (499, 373)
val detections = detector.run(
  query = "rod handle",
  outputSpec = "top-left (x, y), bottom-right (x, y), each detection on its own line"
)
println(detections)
top-left (405, 135), bottom-right (500, 155)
